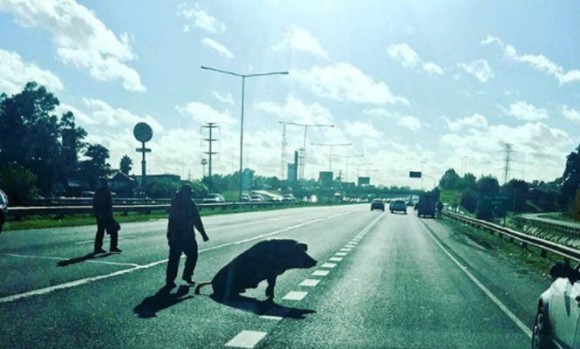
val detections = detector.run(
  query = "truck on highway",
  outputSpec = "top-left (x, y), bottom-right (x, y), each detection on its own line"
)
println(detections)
top-left (417, 194), bottom-right (437, 218)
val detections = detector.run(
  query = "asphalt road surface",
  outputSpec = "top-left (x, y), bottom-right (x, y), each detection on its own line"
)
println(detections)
top-left (0, 205), bottom-right (550, 348)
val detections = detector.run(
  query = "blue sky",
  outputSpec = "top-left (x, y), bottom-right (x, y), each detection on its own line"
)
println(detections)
top-left (0, 0), bottom-right (579, 187)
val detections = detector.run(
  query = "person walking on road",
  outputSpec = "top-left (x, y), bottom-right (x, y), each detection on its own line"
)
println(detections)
top-left (166, 184), bottom-right (209, 288)
top-left (436, 200), bottom-right (444, 219)
top-left (93, 178), bottom-right (121, 254)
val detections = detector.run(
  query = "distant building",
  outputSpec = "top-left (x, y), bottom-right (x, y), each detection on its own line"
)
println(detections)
top-left (319, 171), bottom-right (333, 188)
top-left (135, 173), bottom-right (181, 187)
top-left (109, 171), bottom-right (135, 197)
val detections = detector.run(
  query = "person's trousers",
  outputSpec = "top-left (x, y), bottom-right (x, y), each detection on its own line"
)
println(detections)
top-left (94, 218), bottom-right (119, 251)
top-left (166, 239), bottom-right (198, 283)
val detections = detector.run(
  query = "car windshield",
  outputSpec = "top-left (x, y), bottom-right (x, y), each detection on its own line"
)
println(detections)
top-left (1, 2), bottom-right (580, 348)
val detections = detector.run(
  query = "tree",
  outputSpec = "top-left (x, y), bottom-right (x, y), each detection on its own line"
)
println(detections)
top-left (561, 144), bottom-right (580, 211)
top-left (120, 155), bottom-right (133, 175)
top-left (439, 168), bottom-right (460, 190)
top-left (476, 176), bottom-right (499, 220)
top-left (0, 82), bottom-right (62, 195)
top-left (461, 188), bottom-right (478, 213)
top-left (503, 179), bottom-right (529, 212)
top-left (79, 144), bottom-right (111, 190)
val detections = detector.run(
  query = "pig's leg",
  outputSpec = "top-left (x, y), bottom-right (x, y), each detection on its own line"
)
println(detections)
top-left (265, 275), bottom-right (277, 300)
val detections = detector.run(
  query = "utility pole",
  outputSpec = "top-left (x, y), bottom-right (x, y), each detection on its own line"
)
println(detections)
top-left (503, 143), bottom-right (513, 185)
top-left (279, 122), bottom-right (334, 180)
top-left (203, 123), bottom-right (218, 192)
top-left (311, 142), bottom-right (352, 172)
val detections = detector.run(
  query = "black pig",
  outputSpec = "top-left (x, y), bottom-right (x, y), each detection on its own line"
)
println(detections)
top-left (195, 238), bottom-right (317, 301)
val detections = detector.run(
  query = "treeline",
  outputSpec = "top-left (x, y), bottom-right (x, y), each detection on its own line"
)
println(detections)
top-left (439, 147), bottom-right (580, 220)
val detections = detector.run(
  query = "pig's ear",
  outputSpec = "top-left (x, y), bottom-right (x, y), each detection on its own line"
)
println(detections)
top-left (296, 242), bottom-right (308, 252)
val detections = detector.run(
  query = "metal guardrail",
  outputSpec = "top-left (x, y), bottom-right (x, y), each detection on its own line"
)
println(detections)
top-left (444, 211), bottom-right (580, 263)
top-left (7, 201), bottom-right (309, 219)
top-left (512, 215), bottom-right (580, 237)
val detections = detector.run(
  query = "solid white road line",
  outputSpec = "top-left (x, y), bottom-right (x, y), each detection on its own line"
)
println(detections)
top-left (0, 217), bottom-right (325, 304)
top-left (418, 220), bottom-right (533, 339)
top-left (321, 263), bottom-right (337, 268)
top-left (329, 257), bottom-right (343, 262)
top-left (283, 291), bottom-right (308, 301)
top-left (299, 279), bottom-right (321, 287)
top-left (312, 270), bottom-right (329, 277)
top-left (225, 330), bottom-right (267, 348)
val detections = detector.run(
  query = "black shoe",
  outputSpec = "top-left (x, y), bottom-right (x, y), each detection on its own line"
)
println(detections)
top-left (182, 278), bottom-right (195, 286)
top-left (110, 247), bottom-right (122, 253)
top-left (94, 248), bottom-right (107, 254)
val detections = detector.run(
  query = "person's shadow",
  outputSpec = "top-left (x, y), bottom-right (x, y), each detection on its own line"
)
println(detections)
top-left (57, 252), bottom-right (115, 267)
top-left (133, 286), bottom-right (193, 318)
top-left (210, 294), bottom-right (316, 320)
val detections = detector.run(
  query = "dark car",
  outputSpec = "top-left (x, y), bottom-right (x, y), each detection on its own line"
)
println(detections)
top-left (532, 262), bottom-right (580, 349)
top-left (370, 199), bottom-right (385, 211)
top-left (389, 200), bottom-right (407, 214)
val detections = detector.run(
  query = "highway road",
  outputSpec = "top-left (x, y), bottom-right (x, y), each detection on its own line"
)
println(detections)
top-left (0, 205), bottom-right (550, 348)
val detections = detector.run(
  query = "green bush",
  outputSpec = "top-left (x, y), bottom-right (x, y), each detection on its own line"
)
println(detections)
top-left (0, 163), bottom-right (39, 205)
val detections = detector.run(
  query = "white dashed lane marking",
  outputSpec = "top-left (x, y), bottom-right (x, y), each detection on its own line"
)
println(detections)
top-left (259, 315), bottom-right (283, 321)
top-left (283, 291), bottom-right (308, 301)
top-left (225, 330), bottom-right (267, 348)
top-left (340, 248), bottom-right (352, 252)
top-left (299, 279), bottom-right (321, 287)
top-left (321, 263), bottom-right (337, 268)
top-left (312, 270), bottom-right (329, 277)
top-left (335, 252), bottom-right (348, 256)
top-left (329, 257), bottom-right (343, 262)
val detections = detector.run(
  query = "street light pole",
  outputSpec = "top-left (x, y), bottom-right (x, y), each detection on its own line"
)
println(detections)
top-left (201, 66), bottom-right (288, 200)
top-left (334, 154), bottom-right (364, 182)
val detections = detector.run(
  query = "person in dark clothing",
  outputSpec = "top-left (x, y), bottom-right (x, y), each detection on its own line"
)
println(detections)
top-left (436, 201), bottom-right (444, 219)
top-left (166, 184), bottom-right (209, 288)
top-left (93, 179), bottom-right (121, 254)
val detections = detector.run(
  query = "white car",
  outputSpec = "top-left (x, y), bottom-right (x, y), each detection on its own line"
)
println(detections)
top-left (202, 193), bottom-right (226, 203)
top-left (532, 262), bottom-right (580, 349)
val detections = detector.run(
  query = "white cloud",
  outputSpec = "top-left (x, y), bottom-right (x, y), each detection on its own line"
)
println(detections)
top-left (441, 121), bottom-right (572, 181)
top-left (398, 116), bottom-right (422, 131)
top-left (387, 43), bottom-right (420, 67)
top-left (562, 105), bottom-right (580, 123)
top-left (482, 35), bottom-right (580, 85)
top-left (344, 121), bottom-right (382, 139)
top-left (504, 101), bottom-right (548, 121)
top-left (255, 95), bottom-right (334, 126)
top-left (0, 0), bottom-right (145, 91)
top-left (272, 25), bottom-right (328, 59)
top-left (213, 91), bottom-right (234, 105)
top-left (422, 62), bottom-right (444, 75)
top-left (362, 108), bottom-right (396, 118)
top-left (458, 59), bottom-right (494, 82)
top-left (292, 63), bottom-right (409, 106)
top-left (201, 38), bottom-right (234, 59)
top-left (81, 98), bottom-right (163, 131)
top-left (176, 101), bottom-right (237, 126)
top-left (387, 43), bottom-right (444, 76)
top-left (446, 113), bottom-right (488, 132)
top-left (0, 50), bottom-right (63, 94)
top-left (177, 2), bottom-right (226, 34)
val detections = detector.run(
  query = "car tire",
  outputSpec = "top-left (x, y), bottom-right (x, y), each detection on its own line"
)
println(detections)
top-left (532, 306), bottom-right (554, 349)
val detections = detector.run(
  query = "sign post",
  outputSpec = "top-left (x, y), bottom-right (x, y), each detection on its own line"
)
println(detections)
top-left (133, 122), bottom-right (153, 196)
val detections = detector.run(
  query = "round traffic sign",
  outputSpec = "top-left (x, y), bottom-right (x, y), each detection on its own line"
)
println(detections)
top-left (133, 122), bottom-right (153, 142)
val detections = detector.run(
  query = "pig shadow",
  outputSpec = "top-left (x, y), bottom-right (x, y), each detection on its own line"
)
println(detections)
top-left (133, 286), bottom-right (193, 318)
top-left (57, 252), bottom-right (115, 267)
top-left (210, 294), bottom-right (316, 320)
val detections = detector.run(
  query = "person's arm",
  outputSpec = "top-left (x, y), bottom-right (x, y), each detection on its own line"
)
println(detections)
top-left (191, 202), bottom-right (209, 241)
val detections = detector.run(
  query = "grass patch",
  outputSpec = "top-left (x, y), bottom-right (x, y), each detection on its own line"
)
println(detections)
top-left (3, 203), bottom-right (319, 231)
top-left (441, 218), bottom-right (563, 275)
top-left (440, 189), bottom-right (462, 205)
